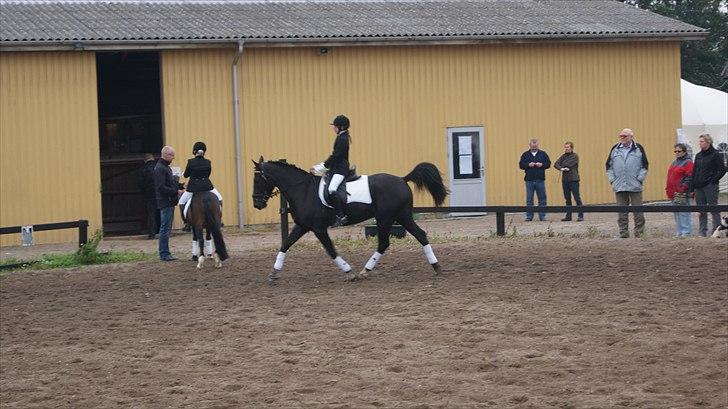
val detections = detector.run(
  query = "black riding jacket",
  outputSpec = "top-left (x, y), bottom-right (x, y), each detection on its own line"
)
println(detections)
top-left (324, 130), bottom-right (350, 174)
top-left (183, 156), bottom-right (215, 192)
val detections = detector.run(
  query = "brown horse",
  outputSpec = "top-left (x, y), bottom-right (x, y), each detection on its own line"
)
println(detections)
top-left (187, 191), bottom-right (229, 269)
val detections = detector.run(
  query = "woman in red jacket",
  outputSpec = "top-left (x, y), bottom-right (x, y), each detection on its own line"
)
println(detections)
top-left (665, 143), bottom-right (693, 237)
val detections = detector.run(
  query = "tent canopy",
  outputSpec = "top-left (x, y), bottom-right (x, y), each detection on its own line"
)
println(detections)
top-left (681, 79), bottom-right (728, 127)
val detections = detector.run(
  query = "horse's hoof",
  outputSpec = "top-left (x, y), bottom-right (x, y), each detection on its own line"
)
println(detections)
top-left (344, 271), bottom-right (358, 282)
top-left (214, 254), bottom-right (222, 268)
top-left (196, 256), bottom-right (205, 269)
top-left (432, 262), bottom-right (442, 274)
top-left (268, 270), bottom-right (282, 285)
top-left (358, 268), bottom-right (370, 279)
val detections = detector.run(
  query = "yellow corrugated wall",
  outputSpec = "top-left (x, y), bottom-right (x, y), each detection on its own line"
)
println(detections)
top-left (0, 51), bottom-right (101, 245)
top-left (0, 42), bottom-right (680, 245)
top-left (160, 49), bottom-right (237, 228)
top-left (234, 41), bottom-right (681, 224)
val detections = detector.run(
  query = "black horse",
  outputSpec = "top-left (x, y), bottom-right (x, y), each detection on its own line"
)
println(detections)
top-left (252, 157), bottom-right (448, 283)
top-left (187, 191), bottom-right (229, 269)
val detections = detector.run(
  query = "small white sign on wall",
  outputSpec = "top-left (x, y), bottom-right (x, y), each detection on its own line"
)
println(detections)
top-left (676, 128), bottom-right (687, 144)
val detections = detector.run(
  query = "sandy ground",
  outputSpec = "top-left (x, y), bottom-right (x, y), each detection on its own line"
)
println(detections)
top-left (1, 213), bottom-right (727, 408)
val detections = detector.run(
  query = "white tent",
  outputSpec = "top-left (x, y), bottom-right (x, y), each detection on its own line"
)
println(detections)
top-left (679, 79), bottom-right (728, 191)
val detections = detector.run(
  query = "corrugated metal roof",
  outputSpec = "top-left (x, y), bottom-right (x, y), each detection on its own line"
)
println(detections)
top-left (0, 0), bottom-right (708, 45)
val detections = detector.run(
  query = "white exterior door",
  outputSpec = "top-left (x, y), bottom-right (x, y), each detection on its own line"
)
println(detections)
top-left (447, 127), bottom-right (485, 215)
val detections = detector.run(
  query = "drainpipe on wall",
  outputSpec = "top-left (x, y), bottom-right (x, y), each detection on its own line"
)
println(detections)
top-left (232, 40), bottom-right (245, 228)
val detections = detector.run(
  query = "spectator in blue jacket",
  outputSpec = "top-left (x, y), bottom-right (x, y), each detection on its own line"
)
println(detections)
top-left (606, 128), bottom-right (649, 238)
top-left (518, 138), bottom-right (551, 221)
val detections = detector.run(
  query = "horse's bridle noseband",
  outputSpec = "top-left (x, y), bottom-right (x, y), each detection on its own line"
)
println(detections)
top-left (253, 169), bottom-right (280, 202)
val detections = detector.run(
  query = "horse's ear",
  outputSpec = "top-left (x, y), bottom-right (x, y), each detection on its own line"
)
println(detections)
top-left (251, 159), bottom-right (259, 170)
top-left (258, 155), bottom-right (264, 163)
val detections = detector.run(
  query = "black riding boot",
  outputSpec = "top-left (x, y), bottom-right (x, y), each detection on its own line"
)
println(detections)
top-left (180, 204), bottom-right (191, 232)
top-left (331, 190), bottom-right (348, 228)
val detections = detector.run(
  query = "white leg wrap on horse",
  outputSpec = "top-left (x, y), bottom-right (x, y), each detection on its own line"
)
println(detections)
top-left (423, 244), bottom-right (438, 264)
top-left (204, 240), bottom-right (213, 256)
top-left (365, 251), bottom-right (382, 271)
top-left (192, 241), bottom-right (201, 256)
top-left (274, 251), bottom-right (287, 270)
top-left (333, 256), bottom-right (351, 272)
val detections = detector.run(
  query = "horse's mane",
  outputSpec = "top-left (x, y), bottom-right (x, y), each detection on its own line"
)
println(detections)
top-left (266, 160), bottom-right (312, 177)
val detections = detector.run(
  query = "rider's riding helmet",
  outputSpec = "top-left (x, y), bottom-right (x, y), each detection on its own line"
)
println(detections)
top-left (192, 141), bottom-right (207, 155)
top-left (331, 115), bottom-right (350, 131)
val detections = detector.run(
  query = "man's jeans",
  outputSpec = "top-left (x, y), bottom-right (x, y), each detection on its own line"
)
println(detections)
top-left (525, 179), bottom-right (547, 220)
top-left (694, 183), bottom-right (720, 236)
top-left (562, 180), bottom-right (583, 219)
top-left (158, 206), bottom-right (174, 259)
top-left (615, 191), bottom-right (645, 237)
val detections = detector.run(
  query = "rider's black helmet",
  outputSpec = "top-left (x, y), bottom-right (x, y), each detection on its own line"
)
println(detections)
top-left (331, 115), bottom-right (350, 130)
top-left (192, 141), bottom-right (207, 155)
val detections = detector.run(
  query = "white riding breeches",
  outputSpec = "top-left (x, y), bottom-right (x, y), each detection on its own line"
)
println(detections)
top-left (328, 174), bottom-right (345, 194)
top-left (179, 188), bottom-right (223, 205)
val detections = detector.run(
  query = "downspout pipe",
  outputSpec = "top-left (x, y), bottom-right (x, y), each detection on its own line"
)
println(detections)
top-left (232, 40), bottom-right (245, 228)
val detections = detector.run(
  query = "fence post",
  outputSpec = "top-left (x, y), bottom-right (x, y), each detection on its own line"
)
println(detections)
top-left (78, 219), bottom-right (88, 248)
top-left (496, 212), bottom-right (505, 236)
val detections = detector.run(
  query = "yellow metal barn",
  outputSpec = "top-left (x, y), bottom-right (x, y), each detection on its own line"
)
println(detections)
top-left (0, 0), bottom-right (707, 245)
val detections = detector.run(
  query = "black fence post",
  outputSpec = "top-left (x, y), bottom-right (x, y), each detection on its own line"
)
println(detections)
top-left (496, 212), bottom-right (505, 236)
top-left (78, 219), bottom-right (88, 248)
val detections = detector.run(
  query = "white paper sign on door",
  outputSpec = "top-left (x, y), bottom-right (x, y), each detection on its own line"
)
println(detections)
top-left (458, 136), bottom-right (472, 155)
top-left (459, 155), bottom-right (473, 174)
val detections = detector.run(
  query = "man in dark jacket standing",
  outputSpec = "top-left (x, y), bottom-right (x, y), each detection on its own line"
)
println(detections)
top-left (691, 134), bottom-right (727, 236)
top-left (518, 138), bottom-right (551, 221)
top-left (140, 153), bottom-right (160, 239)
top-left (154, 146), bottom-right (184, 261)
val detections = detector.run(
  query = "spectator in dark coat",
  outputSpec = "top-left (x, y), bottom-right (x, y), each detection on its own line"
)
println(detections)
top-left (690, 134), bottom-right (727, 236)
top-left (154, 146), bottom-right (184, 261)
top-left (554, 141), bottom-right (583, 221)
top-left (140, 153), bottom-right (160, 239)
top-left (518, 138), bottom-right (551, 221)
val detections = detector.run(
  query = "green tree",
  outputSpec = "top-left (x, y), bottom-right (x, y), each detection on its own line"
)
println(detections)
top-left (621, 0), bottom-right (728, 91)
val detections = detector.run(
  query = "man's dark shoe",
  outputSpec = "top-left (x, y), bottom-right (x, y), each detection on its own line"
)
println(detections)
top-left (576, 217), bottom-right (584, 222)
top-left (524, 218), bottom-right (533, 222)
top-left (161, 255), bottom-right (178, 261)
top-left (332, 215), bottom-right (348, 228)
top-left (561, 217), bottom-right (572, 222)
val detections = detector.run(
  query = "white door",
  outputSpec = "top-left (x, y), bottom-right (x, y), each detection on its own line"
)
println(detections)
top-left (447, 127), bottom-right (485, 215)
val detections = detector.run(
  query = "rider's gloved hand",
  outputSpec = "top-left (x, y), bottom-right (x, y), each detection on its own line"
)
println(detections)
top-left (310, 162), bottom-right (327, 175)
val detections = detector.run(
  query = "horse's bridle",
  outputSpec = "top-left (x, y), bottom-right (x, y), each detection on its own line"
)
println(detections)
top-left (253, 169), bottom-right (280, 202)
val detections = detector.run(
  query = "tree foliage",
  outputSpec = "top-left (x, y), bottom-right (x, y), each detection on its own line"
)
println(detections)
top-left (621, 0), bottom-right (728, 91)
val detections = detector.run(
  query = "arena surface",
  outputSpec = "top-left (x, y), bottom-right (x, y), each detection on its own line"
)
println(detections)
top-left (1, 234), bottom-right (726, 408)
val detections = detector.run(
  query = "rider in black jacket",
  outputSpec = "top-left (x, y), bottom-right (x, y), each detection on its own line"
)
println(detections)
top-left (178, 142), bottom-right (223, 229)
top-left (311, 115), bottom-right (351, 227)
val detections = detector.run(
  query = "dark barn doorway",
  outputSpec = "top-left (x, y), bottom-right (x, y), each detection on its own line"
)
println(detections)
top-left (97, 52), bottom-right (163, 235)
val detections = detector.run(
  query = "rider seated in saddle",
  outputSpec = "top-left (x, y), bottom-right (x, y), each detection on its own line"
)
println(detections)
top-left (178, 141), bottom-right (223, 230)
top-left (311, 115), bottom-right (352, 228)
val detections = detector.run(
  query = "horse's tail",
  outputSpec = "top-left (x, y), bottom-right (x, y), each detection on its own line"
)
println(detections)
top-left (403, 162), bottom-right (448, 206)
top-left (203, 195), bottom-right (229, 261)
